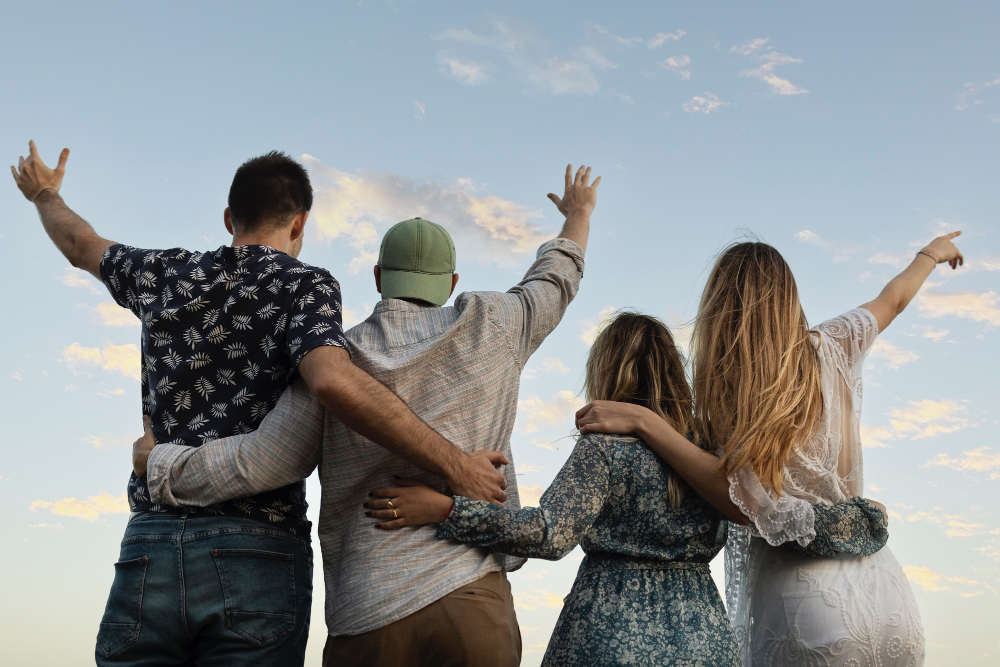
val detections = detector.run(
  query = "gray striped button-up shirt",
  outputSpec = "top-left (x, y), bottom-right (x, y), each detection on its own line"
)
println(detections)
top-left (146, 237), bottom-right (584, 636)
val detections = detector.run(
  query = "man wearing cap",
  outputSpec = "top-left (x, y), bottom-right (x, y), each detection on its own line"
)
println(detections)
top-left (136, 164), bottom-right (600, 666)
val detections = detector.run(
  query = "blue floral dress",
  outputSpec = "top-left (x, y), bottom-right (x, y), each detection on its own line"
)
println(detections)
top-left (438, 433), bottom-right (740, 666)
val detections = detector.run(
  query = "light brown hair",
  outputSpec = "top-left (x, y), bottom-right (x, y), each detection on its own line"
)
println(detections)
top-left (585, 311), bottom-right (703, 506)
top-left (691, 242), bottom-right (822, 494)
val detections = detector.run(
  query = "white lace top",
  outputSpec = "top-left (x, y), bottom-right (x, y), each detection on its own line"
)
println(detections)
top-left (728, 307), bottom-right (879, 546)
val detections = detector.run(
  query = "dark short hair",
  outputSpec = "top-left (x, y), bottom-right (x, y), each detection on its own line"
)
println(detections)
top-left (228, 151), bottom-right (313, 232)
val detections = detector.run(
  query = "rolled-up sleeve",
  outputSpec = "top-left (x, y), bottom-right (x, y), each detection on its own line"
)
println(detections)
top-left (480, 238), bottom-right (585, 366)
top-left (146, 381), bottom-right (325, 507)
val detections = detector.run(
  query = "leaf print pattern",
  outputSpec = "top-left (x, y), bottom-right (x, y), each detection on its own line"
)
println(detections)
top-left (439, 434), bottom-right (740, 666)
top-left (100, 242), bottom-right (348, 538)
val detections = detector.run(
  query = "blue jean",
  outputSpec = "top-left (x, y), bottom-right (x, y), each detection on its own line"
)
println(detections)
top-left (95, 512), bottom-right (313, 667)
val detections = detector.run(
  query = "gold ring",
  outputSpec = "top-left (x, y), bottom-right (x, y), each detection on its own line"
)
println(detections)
top-left (393, 509), bottom-right (398, 519)
top-left (386, 499), bottom-right (394, 509)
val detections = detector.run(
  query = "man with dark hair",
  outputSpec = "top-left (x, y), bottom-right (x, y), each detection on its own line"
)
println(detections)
top-left (10, 142), bottom-right (506, 667)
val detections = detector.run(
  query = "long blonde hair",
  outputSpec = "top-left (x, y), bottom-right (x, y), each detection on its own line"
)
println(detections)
top-left (692, 242), bottom-right (822, 495)
top-left (585, 312), bottom-right (704, 506)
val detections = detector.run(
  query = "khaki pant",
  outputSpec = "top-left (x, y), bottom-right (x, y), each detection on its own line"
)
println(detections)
top-left (323, 572), bottom-right (521, 667)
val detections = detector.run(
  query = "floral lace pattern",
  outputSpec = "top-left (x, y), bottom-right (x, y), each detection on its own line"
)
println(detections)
top-left (440, 433), bottom-right (740, 666)
top-left (726, 308), bottom-right (925, 666)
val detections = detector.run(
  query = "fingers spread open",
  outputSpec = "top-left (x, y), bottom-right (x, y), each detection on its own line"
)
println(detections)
top-left (564, 164), bottom-right (572, 189)
top-left (9, 166), bottom-right (17, 182)
top-left (56, 148), bottom-right (70, 172)
top-left (547, 193), bottom-right (562, 208)
top-left (575, 165), bottom-right (585, 185)
top-left (592, 175), bottom-right (602, 189)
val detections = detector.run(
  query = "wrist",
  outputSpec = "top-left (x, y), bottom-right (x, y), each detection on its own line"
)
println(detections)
top-left (437, 497), bottom-right (455, 523)
top-left (32, 187), bottom-right (60, 204)
top-left (915, 249), bottom-right (938, 264)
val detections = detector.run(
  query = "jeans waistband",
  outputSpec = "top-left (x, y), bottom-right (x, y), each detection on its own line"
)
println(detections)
top-left (579, 553), bottom-right (711, 576)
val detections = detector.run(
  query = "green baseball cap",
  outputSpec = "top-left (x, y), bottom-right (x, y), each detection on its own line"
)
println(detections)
top-left (377, 217), bottom-right (456, 306)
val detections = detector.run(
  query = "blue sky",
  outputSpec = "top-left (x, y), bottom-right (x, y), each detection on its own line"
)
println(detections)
top-left (1, 1), bottom-right (998, 664)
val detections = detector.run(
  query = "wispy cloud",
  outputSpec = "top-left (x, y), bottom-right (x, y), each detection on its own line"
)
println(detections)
top-left (30, 492), bottom-right (129, 522)
top-left (795, 229), bottom-right (861, 263)
top-left (869, 339), bottom-right (920, 370)
top-left (92, 302), bottom-right (139, 328)
top-left (303, 155), bottom-right (553, 273)
top-left (516, 391), bottom-right (584, 434)
top-left (917, 289), bottom-right (1000, 328)
top-left (435, 20), bottom-right (612, 95)
top-left (896, 506), bottom-right (987, 537)
top-left (519, 484), bottom-right (545, 507)
top-left (591, 23), bottom-right (642, 47)
top-left (84, 434), bottom-right (133, 450)
top-left (514, 587), bottom-right (566, 610)
top-left (925, 447), bottom-right (1000, 480)
top-left (522, 357), bottom-right (571, 380)
top-left (953, 76), bottom-right (1000, 111)
top-left (61, 267), bottom-right (101, 294)
top-left (648, 30), bottom-right (686, 49)
top-left (660, 55), bottom-right (691, 80)
top-left (863, 399), bottom-right (973, 448)
top-left (731, 37), bottom-right (808, 95)
top-left (61, 342), bottom-right (141, 381)
top-left (903, 565), bottom-right (987, 597)
top-left (579, 305), bottom-right (617, 345)
top-left (683, 92), bottom-right (729, 114)
top-left (912, 325), bottom-right (950, 342)
top-left (413, 100), bottom-right (426, 118)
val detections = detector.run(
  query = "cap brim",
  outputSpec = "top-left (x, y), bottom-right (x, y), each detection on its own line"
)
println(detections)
top-left (380, 269), bottom-right (453, 306)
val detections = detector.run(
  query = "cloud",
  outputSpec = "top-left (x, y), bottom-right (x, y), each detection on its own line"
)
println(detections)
top-left (793, 229), bottom-right (861, 263)
top-left (869, 339), bottom-right (920, 370)
top-left (523, 357), bottom-right (571, 380)
top-left (795, 229), bottom-right (823, 245)
top-left (303, 155), bottom-right (553, 273)
top-left (897, 507), bottom-right (987, 537)
top-left (84, 434), bottom-right (133, 450)
top-left (514, 587), bottom-right (566, 610)
top-left (683, 92), bottom-right (730, 114)
top-left (11, 371), bottom-right (22, 381)
top-left (913, 325), bottom-right (950, 342)
top-left (61, 342), bottom-right (141, 381)
top-left (860, 424), bottom-right (895, 449)
top-left (92, 302), bottom-right (139, 327)
top-left (439, 56), bottom-right (493, 85)
top-left (579, 306), bottom-right (617, 344)
top-left (925, 447), bottom-right (1000, 480)
top-left (61, 267), bottom-right (101, 294)
top-left (953, 76), bottom-right (1000, 111)
top-left (29, 523), bottom-right (65, 530)
top-left (863, 399), bottom-right (973, 447)
top-left (519, 484), bottom-right (545, 507)
top-left (917, 289), bottom-right (1000, 327)
top-left (435, 20), bottom-right (608, 95)
top-left (903, 565), bottom-right (986, 597)
top-left (30, 492), bottom-right (129, 522)
top-left (591, 24), bottom-right (642, 47)
top-left (648, 30), bottom-right (686, 49)
top-left (731, 37), bottom-right (808, 95)
top-left (516, 391), bottom-right (585, 434)
top-left (660, 55), bottom-right (691, 80)
top-left (413, 100), bottom-right (426, 118)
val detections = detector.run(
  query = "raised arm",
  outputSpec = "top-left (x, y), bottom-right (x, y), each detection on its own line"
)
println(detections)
top-left (860, 231), bottom-right (964, 332)
top-left (547, 164), bottom-right (600, 253)
top-left (11, 141), bottom-right (114, 279)
top-left (298, 346), bottom-right (509, 504)
top-left (139, 382), bottom-right (325, 507)
top-left (366, 435), bottom-right (613, 560)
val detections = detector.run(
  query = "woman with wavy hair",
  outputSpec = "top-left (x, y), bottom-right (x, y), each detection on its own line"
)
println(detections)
top-left (366, 312), bottom-right (741, 666)
top-left (576, 231), bottom-right (964, 665)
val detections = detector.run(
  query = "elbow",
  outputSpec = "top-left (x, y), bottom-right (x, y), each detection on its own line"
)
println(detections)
top-left (728, 510), bottom-right (752, 526)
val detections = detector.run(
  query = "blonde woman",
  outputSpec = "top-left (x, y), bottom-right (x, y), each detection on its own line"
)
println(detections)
top-left (366, 313), bottom-right (741, 666)
top-left (576, 232), bottom-right (965, 666)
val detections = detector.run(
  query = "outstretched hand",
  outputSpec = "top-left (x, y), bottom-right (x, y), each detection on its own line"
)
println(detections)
top-left (920, 231), bottom-right (964, 270)
top-left (11, 140), bottom-right (70, 202)
top-left (548, 164), bottom-right (600, 219)
top-left (365, 478), bottom-right (456, 530)
top-left (132, 416), bottom-right (155, 478)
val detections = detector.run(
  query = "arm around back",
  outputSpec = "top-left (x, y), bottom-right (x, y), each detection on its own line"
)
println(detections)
top-left (297, 345), bottom-right (509, 504)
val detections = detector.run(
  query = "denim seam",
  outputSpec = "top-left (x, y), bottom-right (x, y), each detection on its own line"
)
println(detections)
top-left (178, 513), bottom-right (194, 641)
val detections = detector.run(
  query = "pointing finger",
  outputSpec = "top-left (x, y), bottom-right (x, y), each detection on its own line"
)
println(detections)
top-left (56, 148), bottom-right (70, 173)
top-left (944, 231), bottom-right (962, 239)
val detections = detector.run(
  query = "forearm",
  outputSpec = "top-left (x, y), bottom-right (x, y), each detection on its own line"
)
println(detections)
top-left (438, 498), bottom-right (571, 559)
top-left (33, 190), bottom-right (112, 279)
top-left (147, 382), bottom-right (323, 506)
top-left (557, 210), bottom-right (590, 253)
top-left (636, 415), bottom-right (750, 525)
top-left (871, 255), bottom-right (935, 317)
top-left (782, 497), bottom-right (888, 557)
top-left (310, 360), bottom-right (466, 482)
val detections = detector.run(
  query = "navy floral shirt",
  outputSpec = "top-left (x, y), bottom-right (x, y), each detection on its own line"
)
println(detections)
top-left (101, 243), bottom-right (348, 537)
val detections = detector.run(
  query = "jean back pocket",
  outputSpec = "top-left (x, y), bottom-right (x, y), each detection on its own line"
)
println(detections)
top-left (96, 556), bottom-right (149, 658)
top-left (213, 548), bottom-right (296, 647)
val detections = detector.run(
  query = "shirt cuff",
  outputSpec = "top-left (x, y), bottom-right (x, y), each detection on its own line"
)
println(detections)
top-left (537, 237), bottom-right (585, 263)
top-left (146, 444), bottom-right (197, 506)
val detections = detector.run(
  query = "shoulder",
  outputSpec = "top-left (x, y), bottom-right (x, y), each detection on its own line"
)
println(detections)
top-left (812, 307), bottom-right (879, 341)
top-left (574, 432), bottom-right (639, 459)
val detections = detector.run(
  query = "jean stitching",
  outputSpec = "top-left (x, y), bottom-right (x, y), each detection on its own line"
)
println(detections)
top-left (212, 549), bottom-right (297, 647)
top-left (97, 556), bottom-right (148, 657)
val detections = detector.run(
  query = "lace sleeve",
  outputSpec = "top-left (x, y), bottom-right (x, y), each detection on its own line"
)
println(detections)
top-left (814, 307), bottom-right (880, 368)
top-left (781, 497), bottom-right (888, 557)
top-left (728, 466), bottom-right (816, 547)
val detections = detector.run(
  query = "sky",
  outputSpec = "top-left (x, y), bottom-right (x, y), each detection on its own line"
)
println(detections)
top-left (1, 1), bottom-right (998, 664)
